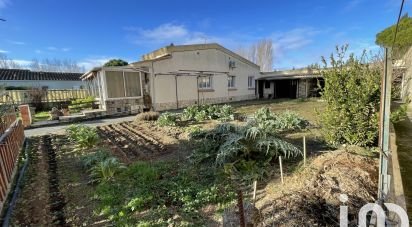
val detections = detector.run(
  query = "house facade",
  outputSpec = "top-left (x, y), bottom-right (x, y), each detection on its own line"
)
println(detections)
top-left (81, 43), bottom-right (324, 115)
top-left (0, 69), bottom-right (84, 89)
top-left (82, 43), bottom-right (260, 114)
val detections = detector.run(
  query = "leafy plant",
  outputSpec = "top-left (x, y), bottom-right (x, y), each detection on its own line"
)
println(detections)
top-left (69, 96), bottom-right (95, 112)
top-left (181, 104), bottom-right (235, 122)
top-left (191, 121), bottom-right (302, 182)
top-left (90, 157), bottom-right (125, 182)
top-left (252, 107), bottom-right (308, 133)
top-left (157, 112), bottom-right (179, 126)
top-left (318, 45), bottom-right (381, 147)
top-left (81, 150), bottom-right (111, 168)
top-left (66, 124), bottom-right (100, 150)
top-left (391, 104), bottom-right (408, 123)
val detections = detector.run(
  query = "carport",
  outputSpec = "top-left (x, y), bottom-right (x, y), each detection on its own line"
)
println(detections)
top-left (257, 69), bottom-right (323, 99)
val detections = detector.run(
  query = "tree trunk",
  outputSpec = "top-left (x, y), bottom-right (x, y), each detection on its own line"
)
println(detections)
top-left (237, 189), bottom-right (246, 227)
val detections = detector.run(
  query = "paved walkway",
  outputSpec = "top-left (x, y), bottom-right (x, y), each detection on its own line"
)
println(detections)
top-left (24, 115), bottom-right (136, 137)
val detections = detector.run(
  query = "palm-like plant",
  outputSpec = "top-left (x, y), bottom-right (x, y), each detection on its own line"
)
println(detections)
top-left (90, 157), bottom-right (125, 182)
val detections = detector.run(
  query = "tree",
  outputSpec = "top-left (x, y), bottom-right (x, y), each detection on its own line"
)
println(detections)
top-left (318, 45), bottom-right (381, 147)
top-left (376, 14), bottom-right (412, 58)
top-left (29, 58), bottom-right (85, 73)
top-left (103, 59), bottom-right (128, 67)
top-left (0, 54), bottom-right (21, 69)
top-left (236, 39), bottom-right (274, 72)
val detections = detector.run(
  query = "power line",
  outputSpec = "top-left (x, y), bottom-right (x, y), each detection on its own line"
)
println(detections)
top-left (392, 0), bottom-right (406, 47)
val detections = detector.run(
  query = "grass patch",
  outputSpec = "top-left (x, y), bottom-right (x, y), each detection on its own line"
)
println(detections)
top-left (33, 111), bottom-right (50, 122)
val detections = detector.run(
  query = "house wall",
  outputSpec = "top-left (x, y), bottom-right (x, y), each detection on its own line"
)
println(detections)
top-left (263, 81), bottom-right (274, 98)
top-left (149, 48), bottom-right (259, 110)
top-left (0, 80), bottom-right (84, 89)
top-left (402, 47), bottom-right (412, 105)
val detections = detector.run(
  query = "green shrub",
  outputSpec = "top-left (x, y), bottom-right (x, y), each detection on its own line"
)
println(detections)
top-left (391, 104), bottom-right (408, 123)
top-left (181, 104), bottom-right (234, 122)
top-left (69, 96), bottom-right (95, 112)
top-left (135, 111), bottom-right (160, 121)
top-left (318, 45), bottom-right (381, 147)
top-left (66, 124), bottom-right (100, 150)
top-left (252, 107), bottom-right (308, 132)
top-left (190, 120), bottom-right (302, 182)
top-left (90, 157), bottom-right (125, 182)
top-left (81, 150), bottom-right (111, 168)
top-left (157, 112), bottom-right (179, 126)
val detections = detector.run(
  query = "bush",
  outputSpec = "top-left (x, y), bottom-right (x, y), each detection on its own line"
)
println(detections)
top-left (391, 104), bottom-right (408, 123)
top-left (66, 124), bottom-right (100, 150)
top-left (136, 111), bottom-right (160, 121)
top-left (190, 119), bottom-right (302, 182)
top-left (69, 96), bottom-right (95, 112)
top-left (252, 107), bottom-right (309, 132)
top-left (81, 150), bottom-right (111, 169)
top-left (157, 112), bottom-right (179, 126)
top-left (90, 157), bottom-right (125, 182)
top-left (181, 104), bottom-right (234, 122)
top-left (318, 45), bottom-right (381, 147)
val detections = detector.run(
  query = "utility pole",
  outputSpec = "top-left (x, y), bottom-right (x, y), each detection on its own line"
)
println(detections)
top-left (378, 47), bottom-right (392, 202)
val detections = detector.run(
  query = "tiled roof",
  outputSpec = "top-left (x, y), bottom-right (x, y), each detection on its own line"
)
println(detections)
top-left (0, 68), bottom-right (82, 81)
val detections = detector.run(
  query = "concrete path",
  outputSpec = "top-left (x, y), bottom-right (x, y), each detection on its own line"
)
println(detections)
top-left (24, 115), bottom-right (136, 137)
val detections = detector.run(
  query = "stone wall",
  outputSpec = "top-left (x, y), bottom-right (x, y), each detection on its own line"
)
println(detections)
top-left (154, 94), bottom-right (256, 111)
top-left (104, 98), bottom-right (145, 115)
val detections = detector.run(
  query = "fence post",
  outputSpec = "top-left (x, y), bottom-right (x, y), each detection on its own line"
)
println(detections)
top-left (279, 156), bottom-right (284, 184)
top-left (303, 136), bottom-right (307, 167)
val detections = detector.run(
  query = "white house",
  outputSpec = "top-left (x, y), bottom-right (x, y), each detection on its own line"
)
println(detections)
top-left (82, 43), bottom-right (260, 114)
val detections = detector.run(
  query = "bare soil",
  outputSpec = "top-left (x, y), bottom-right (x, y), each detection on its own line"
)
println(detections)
top-left (256, 149), bottom-right (378, 226)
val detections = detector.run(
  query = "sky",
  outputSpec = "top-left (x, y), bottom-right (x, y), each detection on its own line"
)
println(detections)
top-left (0, 0), bottom-right (411, 70)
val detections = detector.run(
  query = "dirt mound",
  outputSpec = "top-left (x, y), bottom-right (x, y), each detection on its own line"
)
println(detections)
top-left (258, 150), bottom-right (378, 226)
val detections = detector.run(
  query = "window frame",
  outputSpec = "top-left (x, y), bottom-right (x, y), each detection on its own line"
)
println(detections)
top-left (228, 75), bottom-right (236, 88)
top-left (248, 76), bottom-right (255, 88)
top-left (103, 69), bottom-right (143, 100)
top-left (198, 76), bottom-right (213, 90)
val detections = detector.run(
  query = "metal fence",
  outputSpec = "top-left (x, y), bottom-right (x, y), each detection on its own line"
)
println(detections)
top-left (0, 108), bottom-right (25, 213)
top-left (0, 89), bottom-right (90, 105)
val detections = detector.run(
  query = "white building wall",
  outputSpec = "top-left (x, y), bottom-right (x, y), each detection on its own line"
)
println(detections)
top-left (150, 48), bottom-right (259, 110)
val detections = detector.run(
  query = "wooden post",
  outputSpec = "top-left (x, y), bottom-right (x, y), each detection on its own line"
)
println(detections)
top-left (279, 156), bottom-right (284, 184)
top-left (252, 180), bottom-right (257, 203)
top-left (303, 136), bottom-right (307, 167)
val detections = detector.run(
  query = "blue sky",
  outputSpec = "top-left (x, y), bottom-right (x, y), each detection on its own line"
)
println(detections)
top-left (0, 0), bottom-right (411, 70)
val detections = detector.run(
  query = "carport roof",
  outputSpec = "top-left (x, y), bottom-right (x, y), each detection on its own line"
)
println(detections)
top-left (258, 68), bottom-right (322, 80)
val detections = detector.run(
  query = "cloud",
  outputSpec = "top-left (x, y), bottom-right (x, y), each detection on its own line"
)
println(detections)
top-left (7, 40), bottom-right (26, 45)
top-left (78, 56), bottom-right (117, 70)
top-left (0, 0), bottom-right (10, 9)
top-left (126, 23), bottom-right (226, 46)
top-left (0, 49), bottom-right (8, 53)
top-left (343, 0), bottom-right (364, 11)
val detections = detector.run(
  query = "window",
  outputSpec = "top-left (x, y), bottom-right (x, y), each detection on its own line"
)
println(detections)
top-left (105, 70), bottom-right (142, 98)
top-left (248, 76), bottom-right (255, 88)
top-left (124, 72), bottom-right (142, 97)
top-left (198, 76), bottom-right (212, 89)
top-left (106, 71), bottom-right (125, 98)
top-left (228, 76), bottom-right (236, 88)
top-left (265, 81), bottom-right (271, 88)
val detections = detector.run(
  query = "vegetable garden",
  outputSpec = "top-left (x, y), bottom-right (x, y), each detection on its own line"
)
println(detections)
top-left (6, 99), bottom-right (379, 226)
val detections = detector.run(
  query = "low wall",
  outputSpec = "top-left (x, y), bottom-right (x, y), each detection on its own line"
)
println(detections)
top-left (387, 123), bottom-right (408, 223)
